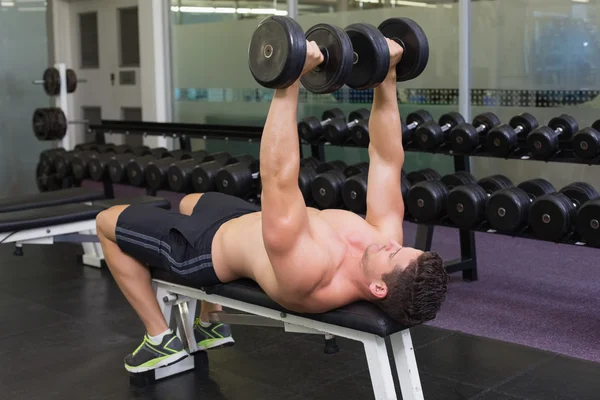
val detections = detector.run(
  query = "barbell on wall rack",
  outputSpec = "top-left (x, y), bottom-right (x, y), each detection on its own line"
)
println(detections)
top-left (32, 107), bottom-right (89, 140)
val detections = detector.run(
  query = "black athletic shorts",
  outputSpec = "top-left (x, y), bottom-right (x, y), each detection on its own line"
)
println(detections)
top-left (115, 192), bottom-right (260, 287)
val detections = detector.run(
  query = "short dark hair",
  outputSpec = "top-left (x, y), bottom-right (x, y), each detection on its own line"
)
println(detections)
top-left (374, 251), bottom-right (448, 326)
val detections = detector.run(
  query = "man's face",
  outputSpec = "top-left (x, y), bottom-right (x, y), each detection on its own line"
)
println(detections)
top-left (363, 240), bottom-right (422, 279)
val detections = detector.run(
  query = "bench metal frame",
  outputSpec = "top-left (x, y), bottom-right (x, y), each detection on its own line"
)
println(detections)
top-left (152, 279), bottom-right (424, 400)
top-left (0, 219), bottom-right (105, 268)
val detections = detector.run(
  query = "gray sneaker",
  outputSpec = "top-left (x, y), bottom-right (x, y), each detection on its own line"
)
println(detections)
top-left (124, 332), bottom-right (188, 373)
top-left (194, 318), bottom-right (235, 351)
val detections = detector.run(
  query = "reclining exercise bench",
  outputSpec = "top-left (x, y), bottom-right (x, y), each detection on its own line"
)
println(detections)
top-left (0, 195), bottom-right (171, 264)
top-left (150, 270), bottom-right (424, 400)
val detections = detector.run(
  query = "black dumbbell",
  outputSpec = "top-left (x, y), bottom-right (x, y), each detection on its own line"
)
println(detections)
top-left (149, 147), bottom-right (171, 159)
top-left (215, 155), bottom-right (260, 198)
top-left (485, 178), bottom-right (556, 233)
top-left (576, 197), bottom-right (600, 247)
top-left (166, 151), bottom-right (211, 193)
top-left (338, 163), bottom-right (371, 213)
top-left (88, 153), bottom-right (117, 181)
top-left (414, 112), bottom-right (465, 150)
top-left (298, 109), bottom-right (345, 144)
top-left (126, 154), bottom-right (162, 187)
top-left (406, 168), bottom-right (441, 185)
top-left (401, 110), bottom-right (434, 145)
top-left (449, 112), bottom-right (501, 154)
top-left (311, 161), bottom-right (357, 209)
top-left (527, 114), bottom-right (578, 159)
top-left (52, 150), bottom-right (81, 179)
top-left (145, 150), bottom-right (209, 191)
top-left (446, 175), bottom-right (514, 229)
top-left (529, 182), bottom-right (599, 242)
top-left (191, 152), bottom-right (233, 193)
top-left (572, 120), bottom-right (600, 161)
top-left (107, 147), bottom-right (158, 184)
top-left (112, 144), bottom-right (133, 154)
top-left (96, 143), bottom-right (117, 153)
top-left (71, 150), bottom-right (99, 181)
top-left (406, 171), bottom-right (477, 222)
top-left (325, 109), bottom-right (370, 145)
top-left (74, 143), bottom-right (98, 152)
top-left (298, 158), bottom-right (323, 204)
top-left (486, 113), bottom-right (538, 157)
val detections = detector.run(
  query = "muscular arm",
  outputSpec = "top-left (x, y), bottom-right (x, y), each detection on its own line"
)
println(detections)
top-left (365, 70), bottom-right (406, 242)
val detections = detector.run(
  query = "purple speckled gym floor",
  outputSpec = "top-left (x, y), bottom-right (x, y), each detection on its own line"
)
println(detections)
top-left (401, 222), bottom-right (600, 363)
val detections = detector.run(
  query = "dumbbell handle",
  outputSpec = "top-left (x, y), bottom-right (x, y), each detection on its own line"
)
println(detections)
top-left (347, 118), bottom-right (362, 129)
top-left (552, 127), bottom-right (564, 135)
top-left (440, 123), bottom-right (453, 133)
top-left (474, 124), bottom-right (489, 134)
top-left (407, 121), bottom-right (419, 131)
top-left (32, 78), bottom-right (88, 85)
top-left (320, 117), bottom-right (335, 126)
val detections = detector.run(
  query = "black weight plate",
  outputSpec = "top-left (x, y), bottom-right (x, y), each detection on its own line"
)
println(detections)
top-left (572, 128), bottom-right (600, 160)
top-left (378, 18), bottom-right (429, 82)
top-left (414, 122), bottom-right (443, 150)
top-left (216, 164), bottom-right (254, 197)
top-left (439, 112), bottom-right (465, 128)
top-left (344, 23), bottom-right (389, 90)
top-left (311, 170), bottom-right (346, 209)
top-left (298, 116), bottom-right (322, 142)
top-left (473, 112), bottom-right (500, 130)
top-left (527, 126), bottom-right (557, 159)
top-left (325, 117), bottom-right (351, 144)
top-left (401, 121), bottom-right (411, 144)
top-left (441, 171), bottom-right (476, 190)
top-left (348, 108), bottom-right (370, 122)
top-left (477, 174), bottom-right (513, 194)
top-left (449, 123), bottom-right (479, 154)
top-left (204, 152), bottom-right (231, 165)
top-left (227, 154), bottom-right (256, 167)
top-left (486, 124), bottom-right (517, 157)
top-left (66, 69), bottom-right (78, 93)
top-left (510, 112), bottom-right (538, 135)
top-left (146, 158), bottom-right (176, 190)
top-left (559, 182), bottom-right (599, 208)
top-left (446, 183), bottom-right (488, 229)
top-left (32, 108), bottom-right (51, 140)
top-left (74, 143), bottom-right (98, 152)
top-left (192, 161), bottom-right (221, 192)
top-left (168, 159), bottom-right (198, 192)
top-left (576, 199), bottom-right (600, 246)
top-left (486, 188), bottom-right (531, 232)
top-left (301, 23), bottom-right (354, 94)
top-left (300, 157), bottom-right (320, 170)
top-left (299, 166), bottom-right (318, 202)
top-left (528, 193), bottom-right (575, 242)
top-left (406, 180), bottom-right (448, 222)
top-left (401, 178), bottom-right (411, 201)
top-left (126, 155), bottom-right (155, 187)
top-left (315, 160), bottom-right (347, 174)
top-left (350, 120), bottom-right (370, 147)
top-left (248, 16), bottom-right (306, 89)
top-left (548, 114), bottom-right (579, 139)
top-left (43, 67), bottom-right (60, 96)
top-left (344, 162), bottom-right (369, 177)
top-left (108, 154), bottom-right (134, 183)
top-left (517, 178), bottom-right (555, 200)
top-left (322, 108), bottom-right (345, 121)
top-left (342, 172), bottom-right (368, 213)
top-left (406, 168), bottom-right (440, 184)
top-left (593, 120), bottom-right (600, 132)
top-left (406, 109), bottom-right (433, 126)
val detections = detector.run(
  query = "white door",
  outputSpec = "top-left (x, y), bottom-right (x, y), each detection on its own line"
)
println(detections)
top-left (68, 0), bottom-right (142, 144)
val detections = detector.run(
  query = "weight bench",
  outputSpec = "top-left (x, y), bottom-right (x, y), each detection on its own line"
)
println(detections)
top-left (0, 196), bottom-right (170, 267)
top-left (149, 270), bottom-right (424, 400)
top-left (0, 187), bottom-right (106, 213)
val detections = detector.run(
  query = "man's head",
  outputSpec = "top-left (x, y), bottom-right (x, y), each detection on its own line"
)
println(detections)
top-left (360, 241), bottom-right (448, 325)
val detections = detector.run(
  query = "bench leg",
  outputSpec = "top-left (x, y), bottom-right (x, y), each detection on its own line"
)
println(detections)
top-left (389, 330), bottom-right (424, 400)
top-left (80, 229), bottom-right (104, 268)
top-left (363, 335), bottom-right (398, 400)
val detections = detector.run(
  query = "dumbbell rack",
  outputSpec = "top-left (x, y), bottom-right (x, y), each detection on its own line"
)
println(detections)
top-left (89, 119), bottom-right (478, 281)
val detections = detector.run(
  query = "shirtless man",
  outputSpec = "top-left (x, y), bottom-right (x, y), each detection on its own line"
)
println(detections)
top-left (96, 39), bottom-right (448, 374)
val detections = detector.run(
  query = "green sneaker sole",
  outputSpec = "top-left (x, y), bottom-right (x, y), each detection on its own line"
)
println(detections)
top-left (196, 336), bottom-right (235, 352)
top-left (125, 351), bottom-right (188, 374)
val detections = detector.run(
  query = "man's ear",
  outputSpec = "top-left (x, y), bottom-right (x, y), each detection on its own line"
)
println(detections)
top-left (369, 281), bottom-right (388, 299)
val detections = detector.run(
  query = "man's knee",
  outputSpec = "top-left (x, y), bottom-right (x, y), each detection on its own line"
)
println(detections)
top-left (96, 204), bottom-right (129, 241)
top-left (179, 193), bottom-right (204, 215)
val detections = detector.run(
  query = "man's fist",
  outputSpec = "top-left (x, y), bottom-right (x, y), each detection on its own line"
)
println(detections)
top-left (301, 41), bottom-right (325, 76)
top-left (386, 38), bottom-right (404, 70)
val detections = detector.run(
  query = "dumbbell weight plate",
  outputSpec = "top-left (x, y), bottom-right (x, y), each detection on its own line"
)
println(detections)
top-left (204, 152), bottom-right (231, 165)
top-left (43, 67), bottom-right (60, 96)
top-left (449, 123), bottom-right (478, 154)
top-left (344, 23), bottom-right (390, 90)
top-left (517, 178), bottom-right (555, 200)
top-left (406, 168), bottom-right (441, 185)
top-left (473, 112), bottom-right (501, 131)
top-left (343, 162), bottom-right (369, 177)
top-left (576, 199), bottom-right (600, 247)
top-left (350, 119), bottom-right (370, 146)
top-left (248, 16), bottom-right (306, 89)
top-left (401, 177), bottom-right (411, 201)
top-left (559, 182), bottom-right (599, 208)
top-left (54, 108), bottom-right (67, 140)
top-left (406, 110), bottom-right (433, 127)
top-left (549, 114), bottom-right (579, 140)
top-left (378, 18), bottom-right (429, 82)
top-left (342, 172), bottom-right (368, 213)
top-left (486, 124), bottom-right (516, 156)
top-left (440, 112), bottom-right (465, 128)
top-left (32, 108), bottom-right (51, 140)
top-left (485, 188), bottom-right (532, 232)
top-left (66, 69), bottom-right (78, 93)
top-left (528, 193), bottom-right (576, 242)
top-left (299, 166), bottom-right (318, 202)
top-left (192, 160), bottom-right (222, 192)
top-left (511, 113), bottom-right (538, 135)
top-left (446, 183), bottom-right (488, 229)
top-left (572, 128), bottom-right (600, 160)
top-left (406, 180), bottom-right (448, 222)
top-left (477, 174), bottom-right (513, 195)
top-left (315, 160), bottom-right (347, 174)
top-left (311, 169), bottom-right (347, 209)
top-left (300, 157), bottom-right (321, 170)
top-left (216, 163), bottom-right (256, 197)
top-left (440, 171), bottom-right (476, 190)
top-left (300, 24), bottom-right (354, 94)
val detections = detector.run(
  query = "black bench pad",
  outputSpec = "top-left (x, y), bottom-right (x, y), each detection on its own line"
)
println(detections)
top-left (94, 196), bottom-right (171, 210)
top-left (152, 270), bottom-right (408, 337)
top-left (0, 196), bottom-right (171, 232)
top-left (0, 188), bottom-right (106, 213)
